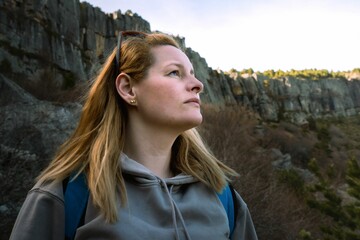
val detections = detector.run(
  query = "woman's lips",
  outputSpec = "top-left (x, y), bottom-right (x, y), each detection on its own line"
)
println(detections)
top-left (184, 98), bottom-right (201, 106)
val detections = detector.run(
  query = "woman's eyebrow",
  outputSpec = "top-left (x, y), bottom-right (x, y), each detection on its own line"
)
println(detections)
top-left (165, 62), bottom-right (194, 74)
top-left (164, 62), bottom-right (183, 68)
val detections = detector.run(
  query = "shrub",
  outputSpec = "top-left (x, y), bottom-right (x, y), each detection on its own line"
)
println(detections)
top-left (305, 158), bottom-right (360, 239)
top-left (259, 121), bottom-right (316, 167)
top-left (200, 105), bottom-right (326, 239)
top-left (277, 169), bottom-right (305, 195)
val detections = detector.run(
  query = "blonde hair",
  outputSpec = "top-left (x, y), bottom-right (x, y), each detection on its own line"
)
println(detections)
top-left (37, 32), bottom-right (237, 223)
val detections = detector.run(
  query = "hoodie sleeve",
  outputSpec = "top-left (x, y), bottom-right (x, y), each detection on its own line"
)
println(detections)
top-left (231, 190), bottom-right (258, 240)
top-left (10, 183), bottom-right (65, 240)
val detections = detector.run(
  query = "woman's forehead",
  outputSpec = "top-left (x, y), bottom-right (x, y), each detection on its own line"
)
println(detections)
top-left (151, 45), bottom-right (193, 69)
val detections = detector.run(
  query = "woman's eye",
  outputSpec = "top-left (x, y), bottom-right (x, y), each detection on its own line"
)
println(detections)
top-left (168, 70), bottom-right (180, 77)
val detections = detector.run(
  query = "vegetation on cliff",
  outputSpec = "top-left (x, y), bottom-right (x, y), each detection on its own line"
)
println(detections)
top-left (200, 106), bottom-right (360, 239)
top-left (228, 68), bottom-right (360, 80)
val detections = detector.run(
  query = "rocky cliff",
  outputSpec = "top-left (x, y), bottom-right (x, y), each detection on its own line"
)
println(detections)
top-left (1, 0), bottom-right (359, 122)
top-left (227, 73), bottom-right (360, 124)
top-left (0, 0), bottom-right (150, 85)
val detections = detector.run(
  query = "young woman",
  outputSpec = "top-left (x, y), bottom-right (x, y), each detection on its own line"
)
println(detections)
top-left (10, 31), bottom-right (258, 240)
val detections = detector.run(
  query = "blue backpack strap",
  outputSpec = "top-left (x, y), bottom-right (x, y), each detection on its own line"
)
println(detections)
top-left (64, 172), bottom-right (89, 240)
top-left (217, 184), bottom-right (236, 238)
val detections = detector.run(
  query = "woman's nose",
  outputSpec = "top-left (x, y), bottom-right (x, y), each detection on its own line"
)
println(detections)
top-left (190, 77), bottom-right (204, 93)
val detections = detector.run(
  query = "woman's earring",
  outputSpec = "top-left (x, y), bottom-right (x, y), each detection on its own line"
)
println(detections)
top-left (130, 99), bottom-right (136, 104)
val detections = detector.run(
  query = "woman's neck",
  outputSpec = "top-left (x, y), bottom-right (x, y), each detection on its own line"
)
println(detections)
top-left (123, 123), bottom-right (177, 179)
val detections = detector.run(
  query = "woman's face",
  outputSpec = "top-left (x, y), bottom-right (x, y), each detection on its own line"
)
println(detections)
top-left (132, 45), bottom-right (204, 133)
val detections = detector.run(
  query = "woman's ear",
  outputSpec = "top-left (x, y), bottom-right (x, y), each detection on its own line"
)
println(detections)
top-left (115, 73), bottom-right (137, 104)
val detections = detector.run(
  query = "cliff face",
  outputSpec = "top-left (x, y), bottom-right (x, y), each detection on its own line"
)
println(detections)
top-left (184, 50), bottom-right (360, 124)
top-left (227, 73), bottom-right (360, 124)
top-left (1, 0), bottom-right (359, 123)
top-left (0, 0), bottom-right (150, 86)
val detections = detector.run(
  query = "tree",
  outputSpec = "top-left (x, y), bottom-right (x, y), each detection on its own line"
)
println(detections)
top-left (305, 157), bottom-right (360, 240)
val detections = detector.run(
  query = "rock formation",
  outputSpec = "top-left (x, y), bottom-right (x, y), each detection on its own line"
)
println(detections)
top-left (228, 73), bottom-right (360, 124)
top-left (1, 0), bottom-right (359, 123)
top-left (0, 74), bottom-right (81, 238)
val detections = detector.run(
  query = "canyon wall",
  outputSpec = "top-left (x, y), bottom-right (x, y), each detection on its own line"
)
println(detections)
top-left (1, 0), bottom-right (359, 124)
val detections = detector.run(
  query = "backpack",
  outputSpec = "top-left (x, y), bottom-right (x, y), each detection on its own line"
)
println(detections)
top-left (63, 174), bottom-right (237, 240)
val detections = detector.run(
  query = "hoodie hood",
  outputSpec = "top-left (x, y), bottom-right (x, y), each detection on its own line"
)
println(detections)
top-left (120, 152), bottom-right (198, 186)
top-left (120, 152), bottom-right (201, 240)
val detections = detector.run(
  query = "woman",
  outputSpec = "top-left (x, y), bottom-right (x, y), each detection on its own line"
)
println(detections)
top-left (10, 31), bottom-right (257, 239)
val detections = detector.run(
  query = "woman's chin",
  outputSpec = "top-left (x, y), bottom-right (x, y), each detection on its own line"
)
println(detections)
top-left (181, 115), bottom-right (203, 130)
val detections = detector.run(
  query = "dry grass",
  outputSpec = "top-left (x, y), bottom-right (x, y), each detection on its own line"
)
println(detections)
top-left (199, 105), bottom-right (332, 239)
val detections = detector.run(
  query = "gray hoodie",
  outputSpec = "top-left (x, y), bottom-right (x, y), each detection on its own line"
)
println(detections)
top-left (10, 154), bottom-right (258, 240)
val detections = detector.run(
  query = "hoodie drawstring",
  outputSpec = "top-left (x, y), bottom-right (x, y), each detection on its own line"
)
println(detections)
top-left (159, 179), bottom-right (192, 240)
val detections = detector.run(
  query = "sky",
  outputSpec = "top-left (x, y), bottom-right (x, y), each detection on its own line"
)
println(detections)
top-left (81, 0), bottom-right (360, 72)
